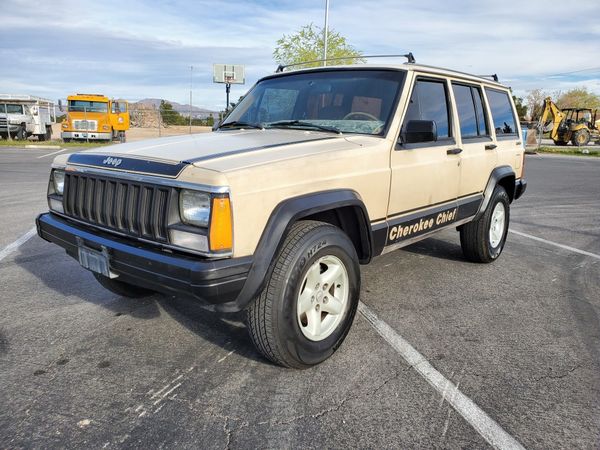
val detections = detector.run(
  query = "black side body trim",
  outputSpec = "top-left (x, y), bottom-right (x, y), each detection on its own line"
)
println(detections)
top-left (68, 153), bottom-right (188, 178)
top-left (382, 195), bottom-right (483, 247)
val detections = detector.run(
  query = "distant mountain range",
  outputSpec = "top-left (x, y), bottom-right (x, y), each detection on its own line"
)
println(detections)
top-left (133, 98), bottom-right (218, 119)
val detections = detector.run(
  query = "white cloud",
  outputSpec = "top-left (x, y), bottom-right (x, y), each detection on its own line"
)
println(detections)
top-left (1, 0), bottom-right (599, 109)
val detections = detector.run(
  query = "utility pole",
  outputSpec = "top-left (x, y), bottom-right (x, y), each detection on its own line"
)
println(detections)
top-left (323, 0), bottom-right (330, 66)
top-left (189, 65), bottom-right (193, 134)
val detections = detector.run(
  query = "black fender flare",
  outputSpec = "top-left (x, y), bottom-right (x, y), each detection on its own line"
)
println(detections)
top-left (227, 189), bottom-right (372, 312)
top-left (474, 165), bottom-right (515, 220)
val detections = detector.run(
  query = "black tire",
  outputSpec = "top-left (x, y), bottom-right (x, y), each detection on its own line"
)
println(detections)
top-left (16, 125), bottom-right (27, 141)
top-left (571, 129), bottom-right (590, 147)
top-left (553, 139), bottom-right (569, 146)
top-left (38, 126), bottom-right (51, 141)
top-left (63, 138), bottom-right (71, 143)
top-left (460, 185), bottom-right (510, 263)
top-left (93, 273), bottom-right (155, 298)
top-left (246, 220), bottom-right (360, 368)
top-left (119, 131), bottom-right (126, 143)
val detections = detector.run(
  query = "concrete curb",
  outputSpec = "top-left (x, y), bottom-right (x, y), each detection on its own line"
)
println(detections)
top-left (24, 145), bottom-right (62, 149)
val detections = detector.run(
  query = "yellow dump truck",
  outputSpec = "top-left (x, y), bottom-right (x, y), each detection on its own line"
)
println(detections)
top-left (61, 94), bottom-right (129, 143)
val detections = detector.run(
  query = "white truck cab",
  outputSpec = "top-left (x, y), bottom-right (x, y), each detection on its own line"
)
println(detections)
top-left (0, 94), bottom-right (56, 141)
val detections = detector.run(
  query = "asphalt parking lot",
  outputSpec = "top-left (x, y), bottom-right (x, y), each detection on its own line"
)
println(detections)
top-left (1, 147), bottom-right (599, 449)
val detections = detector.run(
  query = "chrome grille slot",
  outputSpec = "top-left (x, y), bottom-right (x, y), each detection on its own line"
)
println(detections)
top-left (62, 172), bottom-right (175, 243)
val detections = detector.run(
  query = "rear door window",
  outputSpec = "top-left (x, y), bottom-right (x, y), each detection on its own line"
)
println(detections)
top-left (485, 88), bottom-right (517, 137)
top-left (402, 78), bottom-right (452, 142)
top-left (452, 83), bottom-right (489, 139)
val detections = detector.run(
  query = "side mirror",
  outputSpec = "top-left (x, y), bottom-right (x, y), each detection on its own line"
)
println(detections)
top-left (402, 120), bottom-right (437, 144)
top-left (212, 121), bottom-right (221, 131)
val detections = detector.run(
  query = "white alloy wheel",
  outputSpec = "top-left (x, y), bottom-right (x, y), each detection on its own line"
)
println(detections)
top-left (489, 202), bottom-right (506, 248)
top-left (296, 255), bottom-right (349, 342)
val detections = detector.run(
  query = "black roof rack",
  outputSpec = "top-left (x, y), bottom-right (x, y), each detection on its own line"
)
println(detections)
top-left (478, 74), bottom-right (499, 82)
top-left (275, 53), bottom-right (416, 73)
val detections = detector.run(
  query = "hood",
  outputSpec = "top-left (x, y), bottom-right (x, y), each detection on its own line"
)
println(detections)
top-left (80, 129), bottom-right (342, 162)
top-left (72, 129), bottom-right (372, 172)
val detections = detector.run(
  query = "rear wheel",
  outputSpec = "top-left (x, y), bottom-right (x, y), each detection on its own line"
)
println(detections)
top-left (553, 139), bottom-right (569, 146)
top-left (93, 273), bottom-right (155, 298)
top-left (571, 129), bottom-right (590, 146)
top-left (246, 220), bottom-right (360, 368)
top-left (460, 185), bottom-right (510, 263)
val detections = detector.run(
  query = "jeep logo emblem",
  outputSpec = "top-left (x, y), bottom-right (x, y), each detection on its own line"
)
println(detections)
top-left (102, 156), bottom-right (122, 167)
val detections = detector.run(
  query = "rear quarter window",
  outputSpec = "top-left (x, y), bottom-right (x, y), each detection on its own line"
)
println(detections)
top-left (485, 88), bottom-right (517, 137)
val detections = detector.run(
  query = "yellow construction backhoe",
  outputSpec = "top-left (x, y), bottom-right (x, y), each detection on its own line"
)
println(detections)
top-left (538, 97), bottom-right (599, 146)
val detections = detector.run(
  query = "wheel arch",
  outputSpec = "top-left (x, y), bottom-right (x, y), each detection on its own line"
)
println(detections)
top-left (231, 189), bottom-right (373, 311)
top-left (474, 166), bottom-right (515, 220)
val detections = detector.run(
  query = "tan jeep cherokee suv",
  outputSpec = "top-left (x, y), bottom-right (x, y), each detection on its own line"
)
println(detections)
top-left (37, 62), bottom-right (526, 368)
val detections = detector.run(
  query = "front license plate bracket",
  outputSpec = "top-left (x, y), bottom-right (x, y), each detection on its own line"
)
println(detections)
top-left (76, 237), bottom-right (118, 279)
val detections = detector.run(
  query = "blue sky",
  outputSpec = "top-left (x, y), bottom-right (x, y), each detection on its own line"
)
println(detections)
top-left (2, 0), bottom-right (599, 110)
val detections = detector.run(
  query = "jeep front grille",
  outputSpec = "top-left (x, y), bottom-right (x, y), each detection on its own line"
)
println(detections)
top-left (62, 172), bottom-right (176, 243)
top-left (0, 118), bottom-right (7, 127)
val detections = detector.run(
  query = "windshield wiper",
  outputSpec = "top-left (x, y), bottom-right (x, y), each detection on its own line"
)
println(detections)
top-left (266, 120), bottom-right (342, 134)
top-left (218, 121), bottom-right (264, 130)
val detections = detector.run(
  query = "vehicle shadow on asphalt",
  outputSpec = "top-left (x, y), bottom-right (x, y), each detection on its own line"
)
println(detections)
top-left (402, 237), bottom-right (468, 262)
top-left (15, 239), bottom-right (265, 364)
top-left (156, 295), bottom-right (266, 364)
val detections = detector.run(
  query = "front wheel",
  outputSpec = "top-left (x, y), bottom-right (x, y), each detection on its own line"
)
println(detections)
top-left (16, 126), bottom-right (27, 141)
top-left (246, 220), bottom-right (360, 368)
top-left (460, 185), bottom-right (510, 263)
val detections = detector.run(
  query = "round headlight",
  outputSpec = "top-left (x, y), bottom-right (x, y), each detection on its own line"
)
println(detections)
top-left (180, 190), bottom-right (210, 227)
top-left (53, 170), bottom-right (65, 195)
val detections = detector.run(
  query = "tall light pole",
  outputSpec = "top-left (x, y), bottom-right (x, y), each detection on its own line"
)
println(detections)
top-left (323, 0), bottom-right (329, 66)
top-left (189, 65), bottom-right (193, 133)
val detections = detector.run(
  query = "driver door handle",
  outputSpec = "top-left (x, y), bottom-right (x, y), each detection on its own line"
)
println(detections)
top-left (447, 148), bottom-right (462, 155)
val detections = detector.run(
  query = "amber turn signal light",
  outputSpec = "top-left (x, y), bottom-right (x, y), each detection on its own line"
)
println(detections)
top-left (209, 197), bottom-right (233, 252)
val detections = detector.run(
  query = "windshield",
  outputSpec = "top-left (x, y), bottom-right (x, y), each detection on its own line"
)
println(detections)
top-left (68, 100), bottom-right (108, 113)
top-left (222, 69), bottom-right (406, 136)
top-left (1, 104), bottom-right (24, 114)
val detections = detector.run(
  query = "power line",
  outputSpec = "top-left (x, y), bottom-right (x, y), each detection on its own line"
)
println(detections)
top-left (543, 66), bottom-right (600, 77)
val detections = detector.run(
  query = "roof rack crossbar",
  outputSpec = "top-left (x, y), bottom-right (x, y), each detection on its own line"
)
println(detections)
top-left (478, 74), bottom-right (499, 82)
top-left (275, 53), bottom-right (416, 73)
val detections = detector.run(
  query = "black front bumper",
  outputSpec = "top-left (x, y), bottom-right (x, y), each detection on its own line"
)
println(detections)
top-left (36, 213), bottom-right (253, 312)
top-left (514, 178), bottom-right (527, 200)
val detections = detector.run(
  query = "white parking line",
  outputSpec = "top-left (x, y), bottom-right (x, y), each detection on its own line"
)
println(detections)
top-left (37, 148), bottom-right (66, 159)
top-left (510, 229), bottom-right (600, 261)
top-left (358, 302), bottom-right (525, 450)
top-left (0, 227), bottom-right (37, 263)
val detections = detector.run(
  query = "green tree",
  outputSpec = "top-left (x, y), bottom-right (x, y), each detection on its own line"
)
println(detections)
top-left (273, 23), bottom-right (364, 68)
top-left (159, 100), bottom-right (185, 126)
top-left (526, 88), bottom-right (549, 122)
top-left (556, 87), bottom-right (600, 109)
top-left (512, 95), bottom-right (527, 120)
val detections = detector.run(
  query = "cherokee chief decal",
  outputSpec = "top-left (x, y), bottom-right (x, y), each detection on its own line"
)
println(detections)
top-left (388, 207), bottom-right (458, 243)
